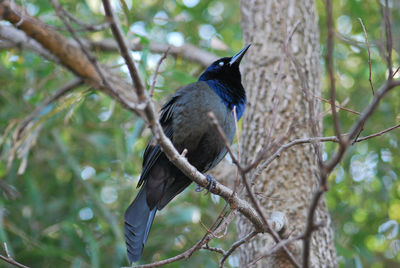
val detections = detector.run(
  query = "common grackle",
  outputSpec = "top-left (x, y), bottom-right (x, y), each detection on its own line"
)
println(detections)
top-left (124, 44), bottom-right (250, 263)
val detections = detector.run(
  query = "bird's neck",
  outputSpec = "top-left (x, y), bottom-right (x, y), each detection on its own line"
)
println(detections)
top-left (202, 79), bottom-right (246, 120)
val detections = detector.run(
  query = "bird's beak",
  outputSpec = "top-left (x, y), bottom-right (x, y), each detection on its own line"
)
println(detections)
top-left (229, 44), bottom-right (251, 66)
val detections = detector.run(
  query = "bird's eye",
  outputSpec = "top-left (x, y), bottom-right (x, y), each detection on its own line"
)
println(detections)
top-left (218, 61), bottom-right (224, 67)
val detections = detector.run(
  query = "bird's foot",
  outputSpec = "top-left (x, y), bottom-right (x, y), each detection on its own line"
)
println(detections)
top-left (195, 175), bottom-right (216, 194)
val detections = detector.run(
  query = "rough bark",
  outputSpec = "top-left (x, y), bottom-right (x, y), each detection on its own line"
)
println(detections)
top-left (237, 0), bottom-right (337, 267)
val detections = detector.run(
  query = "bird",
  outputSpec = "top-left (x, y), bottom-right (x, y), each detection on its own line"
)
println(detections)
top-left (124, 44), bottom-right (250, 263)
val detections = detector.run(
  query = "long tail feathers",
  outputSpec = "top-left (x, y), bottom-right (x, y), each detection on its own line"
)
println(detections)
top-left (124, 187), bottom-right (157, 263)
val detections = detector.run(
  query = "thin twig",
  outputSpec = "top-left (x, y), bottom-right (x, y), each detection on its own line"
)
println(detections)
top-left (202, 244), bottom-right (225, 255)
top-left (15, 78), bottom-right (83, 140)
top-left (50, 0), bottom-right (142, 114)
top-left (208, 112), bottom-right (242, 169)
top-left (383, 0), bottom-right (393, 79)
top-left (314, 95), bottom-right (360, 115)
top-left (0, 255), bottom-right (29, 268)
top-left (358, 18), bottom-right (374, 95)
top-left (392, 65), bottom-right (400, 78)
top-left (209, 111), bottom-right (299, 267)
top-left (102, 0), bottom-right (146, 101)
top-left (57, 5), bottom-right (110, 32)
top-left (219, 231), bottom-right (258, 267)
top-left (150, 47), bottom-right (170, 98)
top-left (133, 211), bottom-right (237, 268)
top-left (244, 121), bottom-right (296, 174)
top-left (238, 122), bottom-right (400, 178)
top-left (50, 0), bottom-right (101, 80)
top-left (0, 243), bottom-right (29, 268)
top-left (240, 172), bottom-right (300, 268)
top-left (4, 243), bottom-right (10, 258)
top-left (324, 81), bottom-right (400, 173)
top-left (286, 38), bottom-right (323, 166)
top-left (88, 39), bottom-right (217, 67)
top-left (352, 18), bottom-right (374, 142)
top-left (232, 106), bottom-right (241, 193)
top-left (303, 1), bottom-right (340, 266)
top-left (356, 122), bottom-right (400, 142)
top-left (247, 123), bottom-right (296, 183)
top-left (325, 0), bottom-right (343, 145)
top-left (263, 20), bottom-right (297, 152)
top-left (246, 234), bottom-right (304, 268)
top-left (302, 1), bottom-right (400, 264)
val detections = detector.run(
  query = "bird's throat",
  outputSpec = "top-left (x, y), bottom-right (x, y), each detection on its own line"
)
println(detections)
top-left (203, 80), bottom-right (246, 120)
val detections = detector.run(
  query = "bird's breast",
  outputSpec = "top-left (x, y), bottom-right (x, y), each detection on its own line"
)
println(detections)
top-left (171, 83), bottom-right (235, 171)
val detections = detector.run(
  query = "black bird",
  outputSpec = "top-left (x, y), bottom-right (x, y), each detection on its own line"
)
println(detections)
top-left (124, 44), bottom-right (250, 263)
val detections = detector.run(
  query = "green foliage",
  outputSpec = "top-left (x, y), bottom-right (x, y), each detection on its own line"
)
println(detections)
top-left (0, 0), bottom-right (400, 267)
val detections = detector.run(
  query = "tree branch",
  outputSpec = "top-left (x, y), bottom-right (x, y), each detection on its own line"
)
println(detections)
top-left (0, 0), bottom-right (270, 238)
top-left (0, 25), bottom-right (58, 62)
top-left (14, 78), bottom-right (83, 141)
top-left (358, 18), bottom-right (374, 95)
top-left (0, 243), bottom-right (29, 268)
top-left (0, 0), bottom-right (143, 114)
top-left (87, 39), bottom-right (217, 67)
top-left (219, 231), bottom-right (258, 267)
top-left (302, 0), bottom-right (400, 266)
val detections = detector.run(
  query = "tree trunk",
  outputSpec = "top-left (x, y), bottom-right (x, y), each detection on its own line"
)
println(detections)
top-left (237, 0), bottom-right (337, 267)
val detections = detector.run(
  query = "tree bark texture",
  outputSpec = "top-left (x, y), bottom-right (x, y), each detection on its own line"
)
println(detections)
top-left (237, 0), bottom-right (337, 267)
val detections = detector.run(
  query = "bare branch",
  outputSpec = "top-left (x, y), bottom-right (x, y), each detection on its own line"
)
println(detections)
top-left (50, 0), bottom-right (140, 113)
top-left (302, 1), bottom-right (400, 266)
top-left (303, 0), bottom-right (341, 265)
top-left (95, 0), bottom-right (273, 236)
top-left (0, 255), bottom-right (29, 268)
top-left (149, 47), bottom-right (170, 98)
top-left (356, 122), bottom-right (400, 142)
top-left (132, 211), bottom-right (237, 268)
top-left (219, 231), bottom-right (258, 267)
top-left (393, 65), bottom-right (400, 78)
top-left (88, 39), bottom-right (217, 67)
top-left (208, 112), bottom-right (242, 169)
top-left (0, 243), bottom-right (29, 268)
top-left (14, 78), bottom-right (83, 141)
top-left (1, 1), bottom-right (98, 82)
top-left (246, 234), bottom-right (304, 267)
top-left (202, 244), bottom-right (225, 255)
top-left (0, 26), bottom-right (217, 68)
top-left (210, 106), bottom-right (299, 267)
top-left (314, 94), bottom-right (360, 115)
top-left (54, 4), bottom-right (109, 32)
top-left (326, 79), bottom-right (400, 172)
top-left (101, 0), bottom-right (146, 101)
top-left (358, 18), bottom-right (374, 95)
top-left (0, 25), bottom-right (58, 62)
top-left (0, 0), bottom-right (270, 239)
top-left (383, 0), bottom-right (393, 79)
top-left (285, 25), bottom-right (324, 167)
top-left (1, 1), bottom-right (143, 114)
top-left (325, 0), bottom-right (343, 145)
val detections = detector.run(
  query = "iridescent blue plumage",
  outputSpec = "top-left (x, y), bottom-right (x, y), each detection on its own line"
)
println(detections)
top-left (201, 79), bottom-right (246, 119)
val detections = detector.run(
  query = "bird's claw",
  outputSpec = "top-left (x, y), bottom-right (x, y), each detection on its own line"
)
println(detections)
top-left (195, 175), bottom-right (216, 194)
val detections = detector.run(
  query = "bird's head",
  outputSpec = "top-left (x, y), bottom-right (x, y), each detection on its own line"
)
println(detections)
top-left (199, 44), bottom-right (251, 84)
top-left (198, 44), bottom-right (250, 120)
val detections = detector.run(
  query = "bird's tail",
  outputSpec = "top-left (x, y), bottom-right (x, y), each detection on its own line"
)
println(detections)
top-left (124, 186), bottom-right (157, 263)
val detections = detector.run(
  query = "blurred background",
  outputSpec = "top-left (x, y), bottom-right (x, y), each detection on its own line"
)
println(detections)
top-left (0, 0), bottom-right (400, 267)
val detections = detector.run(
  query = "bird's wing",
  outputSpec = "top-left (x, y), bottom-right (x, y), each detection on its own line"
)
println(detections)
top-left (137, 92), bottom-right (182, 188)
